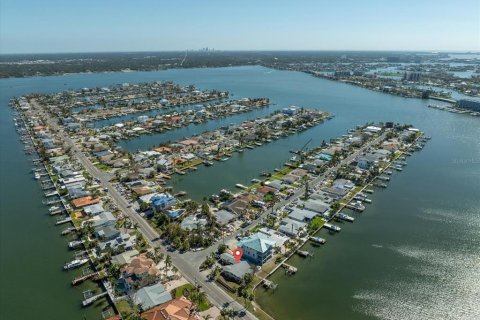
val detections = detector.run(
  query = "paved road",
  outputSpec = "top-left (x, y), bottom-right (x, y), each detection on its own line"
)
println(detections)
top-left (32, 100), bottom-right (256, 319)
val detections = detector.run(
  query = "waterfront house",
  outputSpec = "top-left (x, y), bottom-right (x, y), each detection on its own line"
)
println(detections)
top-left (119, 254), bottom-right (162, 292)
top-left (297, 199), bottom-right (330, 215)
top-left (322, 186), bottom-right (349, 199)
top-left (91, 211), bottom-right (117, 228)
top-left (98, 232), bottom-right (135, 253)
top-left (111, 249), bottom-right (140, 265)
top-left (140, 296), bottom-right (198, 320)
top-left (151, 193), bottom-right (177, 212)
top-left (256, 185), bottom-right (278, 195)
top-left (71, 195), bottom-right (100, 208)
top-left (133, 282), bottom-right (172, 311)
top-left (226, 193), bottom-right (260, 216)
top-left (239, 233), bottom-right (276, 265)
top-left (257, 228), bottom-right (289, 247)
top-left (264, 180), bottom-right (283, 190)
top-left (333, 179), bottom-right (355, 189)
top-left (278, 218), bottom-right (307, 237)
top-left (95, 224), bottom-right (121, 241)
top-left (288, 208), bottom-right (318, 222)
top-left (221, 260), bottom-right (252, 283)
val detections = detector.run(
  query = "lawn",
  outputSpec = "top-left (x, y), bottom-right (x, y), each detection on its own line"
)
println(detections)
top-left (116, 299), bottom-right (136, 318)
top-left (95, 163), bottom-right (111, 171)
top-left (308, 217), bottom-right (325, 234)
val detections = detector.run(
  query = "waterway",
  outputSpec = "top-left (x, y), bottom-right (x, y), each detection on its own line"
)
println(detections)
top-left (1, 66), bottom-right (479, 320)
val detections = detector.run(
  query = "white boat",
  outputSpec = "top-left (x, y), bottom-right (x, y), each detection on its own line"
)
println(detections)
top-left (34, 173), bottom-right (41, 180)
top-left (68, 240), bottom-right (84, 249)
top-left (64, 258), bottom-right (88, 270)
top-left (336, 212), bottom-right (355, 222)
top-left (324, 223), bottom-right (341, 232)
top-left (235, 183), bottom-right (247, 189)
top-left (251, 178), bottom-right (261, 183)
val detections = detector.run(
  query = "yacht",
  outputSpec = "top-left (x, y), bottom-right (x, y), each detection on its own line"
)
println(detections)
top-left (64, 258), bottom-right (89, 270)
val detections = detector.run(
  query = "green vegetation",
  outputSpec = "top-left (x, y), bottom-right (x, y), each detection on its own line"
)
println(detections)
top-left (173, 283), bottom-right (211, 311)
top-left (95, 163), bottom-right (112, 171)
top-left (307, 217), bottom-right (325, 233)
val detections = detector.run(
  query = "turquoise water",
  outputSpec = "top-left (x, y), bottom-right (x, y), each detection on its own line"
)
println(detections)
top-left (1, 66), bottom-right (479, 320)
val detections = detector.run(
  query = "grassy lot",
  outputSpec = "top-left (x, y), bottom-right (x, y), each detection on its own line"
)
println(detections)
top-left (116, 299), bottom-right (136, 318)
top-left (95, 163), bottom-right (111, 171)
top-left (307, 216), bottom-right (325, 234)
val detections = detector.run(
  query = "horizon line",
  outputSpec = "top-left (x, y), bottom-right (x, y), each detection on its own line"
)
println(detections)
top-left (1, 49), bottom-right (479, 56)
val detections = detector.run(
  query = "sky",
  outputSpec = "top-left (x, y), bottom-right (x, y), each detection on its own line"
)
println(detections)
top-left (0, 0), bottom-right (479, 54)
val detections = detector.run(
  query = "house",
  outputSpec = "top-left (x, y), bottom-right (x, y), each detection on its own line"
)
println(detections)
top-left (257, 228), bottom-right (289, 247)
top-left (219, 252), bottom-right (236, 265)
top-left (333, 179), bottom-right (355, 189)
top-left (288, 208), bottom-right (318, 222)
top-left (214, 210), bottom-right (236, 227)
top-left (91, 211), bottom-right (116, 228)
top-left (72, 196), bottom-right (100, 208)
top-left (256, 185), bottom-right (278, 195)
top-left (95, 225), bottom-right (121, 240)
top-left (140, 297), bottom-right (198, 320)
top-left (265, 180), bottom-right (283, 190)
top-left (322, 186), bottom-right (349, 199)
top-left (151, 193), bottom-right (177, 212)
top-left (297, 199), bottom-right (330, 215)
top-left (180, 215), bottom-right (207, 231)
top-left (98, 232), bottom-right (135, 253)
top-left (133, 283), bottom-right (172, 311)
top-left (239, 233), bottom-right (276, 265)
top-left (222, 261), bottom-right (252, 283)
top-left (278, 218), bottom-right (307, 237)
top-left (119, 254), bottom-right (161, 292)
top-left (282, 174), bottom-right (300, 184)
top-left (111, 249), bottom-right (140, 265)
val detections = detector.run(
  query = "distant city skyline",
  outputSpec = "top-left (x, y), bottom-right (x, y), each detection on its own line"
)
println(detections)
top-left (0, 0), bottom-right (479, 54)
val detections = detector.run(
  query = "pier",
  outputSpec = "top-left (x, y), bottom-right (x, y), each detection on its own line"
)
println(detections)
top-left (56, 217), bottom-right (72, 225)
top-left (72, 269), bottom-right (100, 286)
top-left (81, 291), bottom-right (108, 307)
top-left (282, 263), bottom-right (298, 275)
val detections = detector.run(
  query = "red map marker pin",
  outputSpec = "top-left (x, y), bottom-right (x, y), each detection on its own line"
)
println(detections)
top-left (233, 247), bottom-right (243, 263)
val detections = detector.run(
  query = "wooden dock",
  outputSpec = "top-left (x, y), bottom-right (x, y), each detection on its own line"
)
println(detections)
top-left (72, 271), bottom-right (99, 286)
top-left (82, 291), bottom-right (107, 307)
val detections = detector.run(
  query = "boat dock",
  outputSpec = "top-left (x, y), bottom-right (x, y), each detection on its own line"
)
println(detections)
top-left (56, 217), bottom-right (72, 225)
top-left (61, 226), bottom-right (77, 235)
top-left (262, 279), bottom-right (278, 290)
top-left (282, 263), bottom-right (297, 274)
top-left (81, 291), bottom-right (108, 307)
top-left (72, 269), bottom-right (100, 286)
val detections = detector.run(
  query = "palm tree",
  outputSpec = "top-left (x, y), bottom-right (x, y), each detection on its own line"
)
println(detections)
top-left (165, 254), bottom-right (172, 271)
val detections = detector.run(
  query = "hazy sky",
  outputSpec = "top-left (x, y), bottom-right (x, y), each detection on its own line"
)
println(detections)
top-left (1, 0), bottom-right (479, 54)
